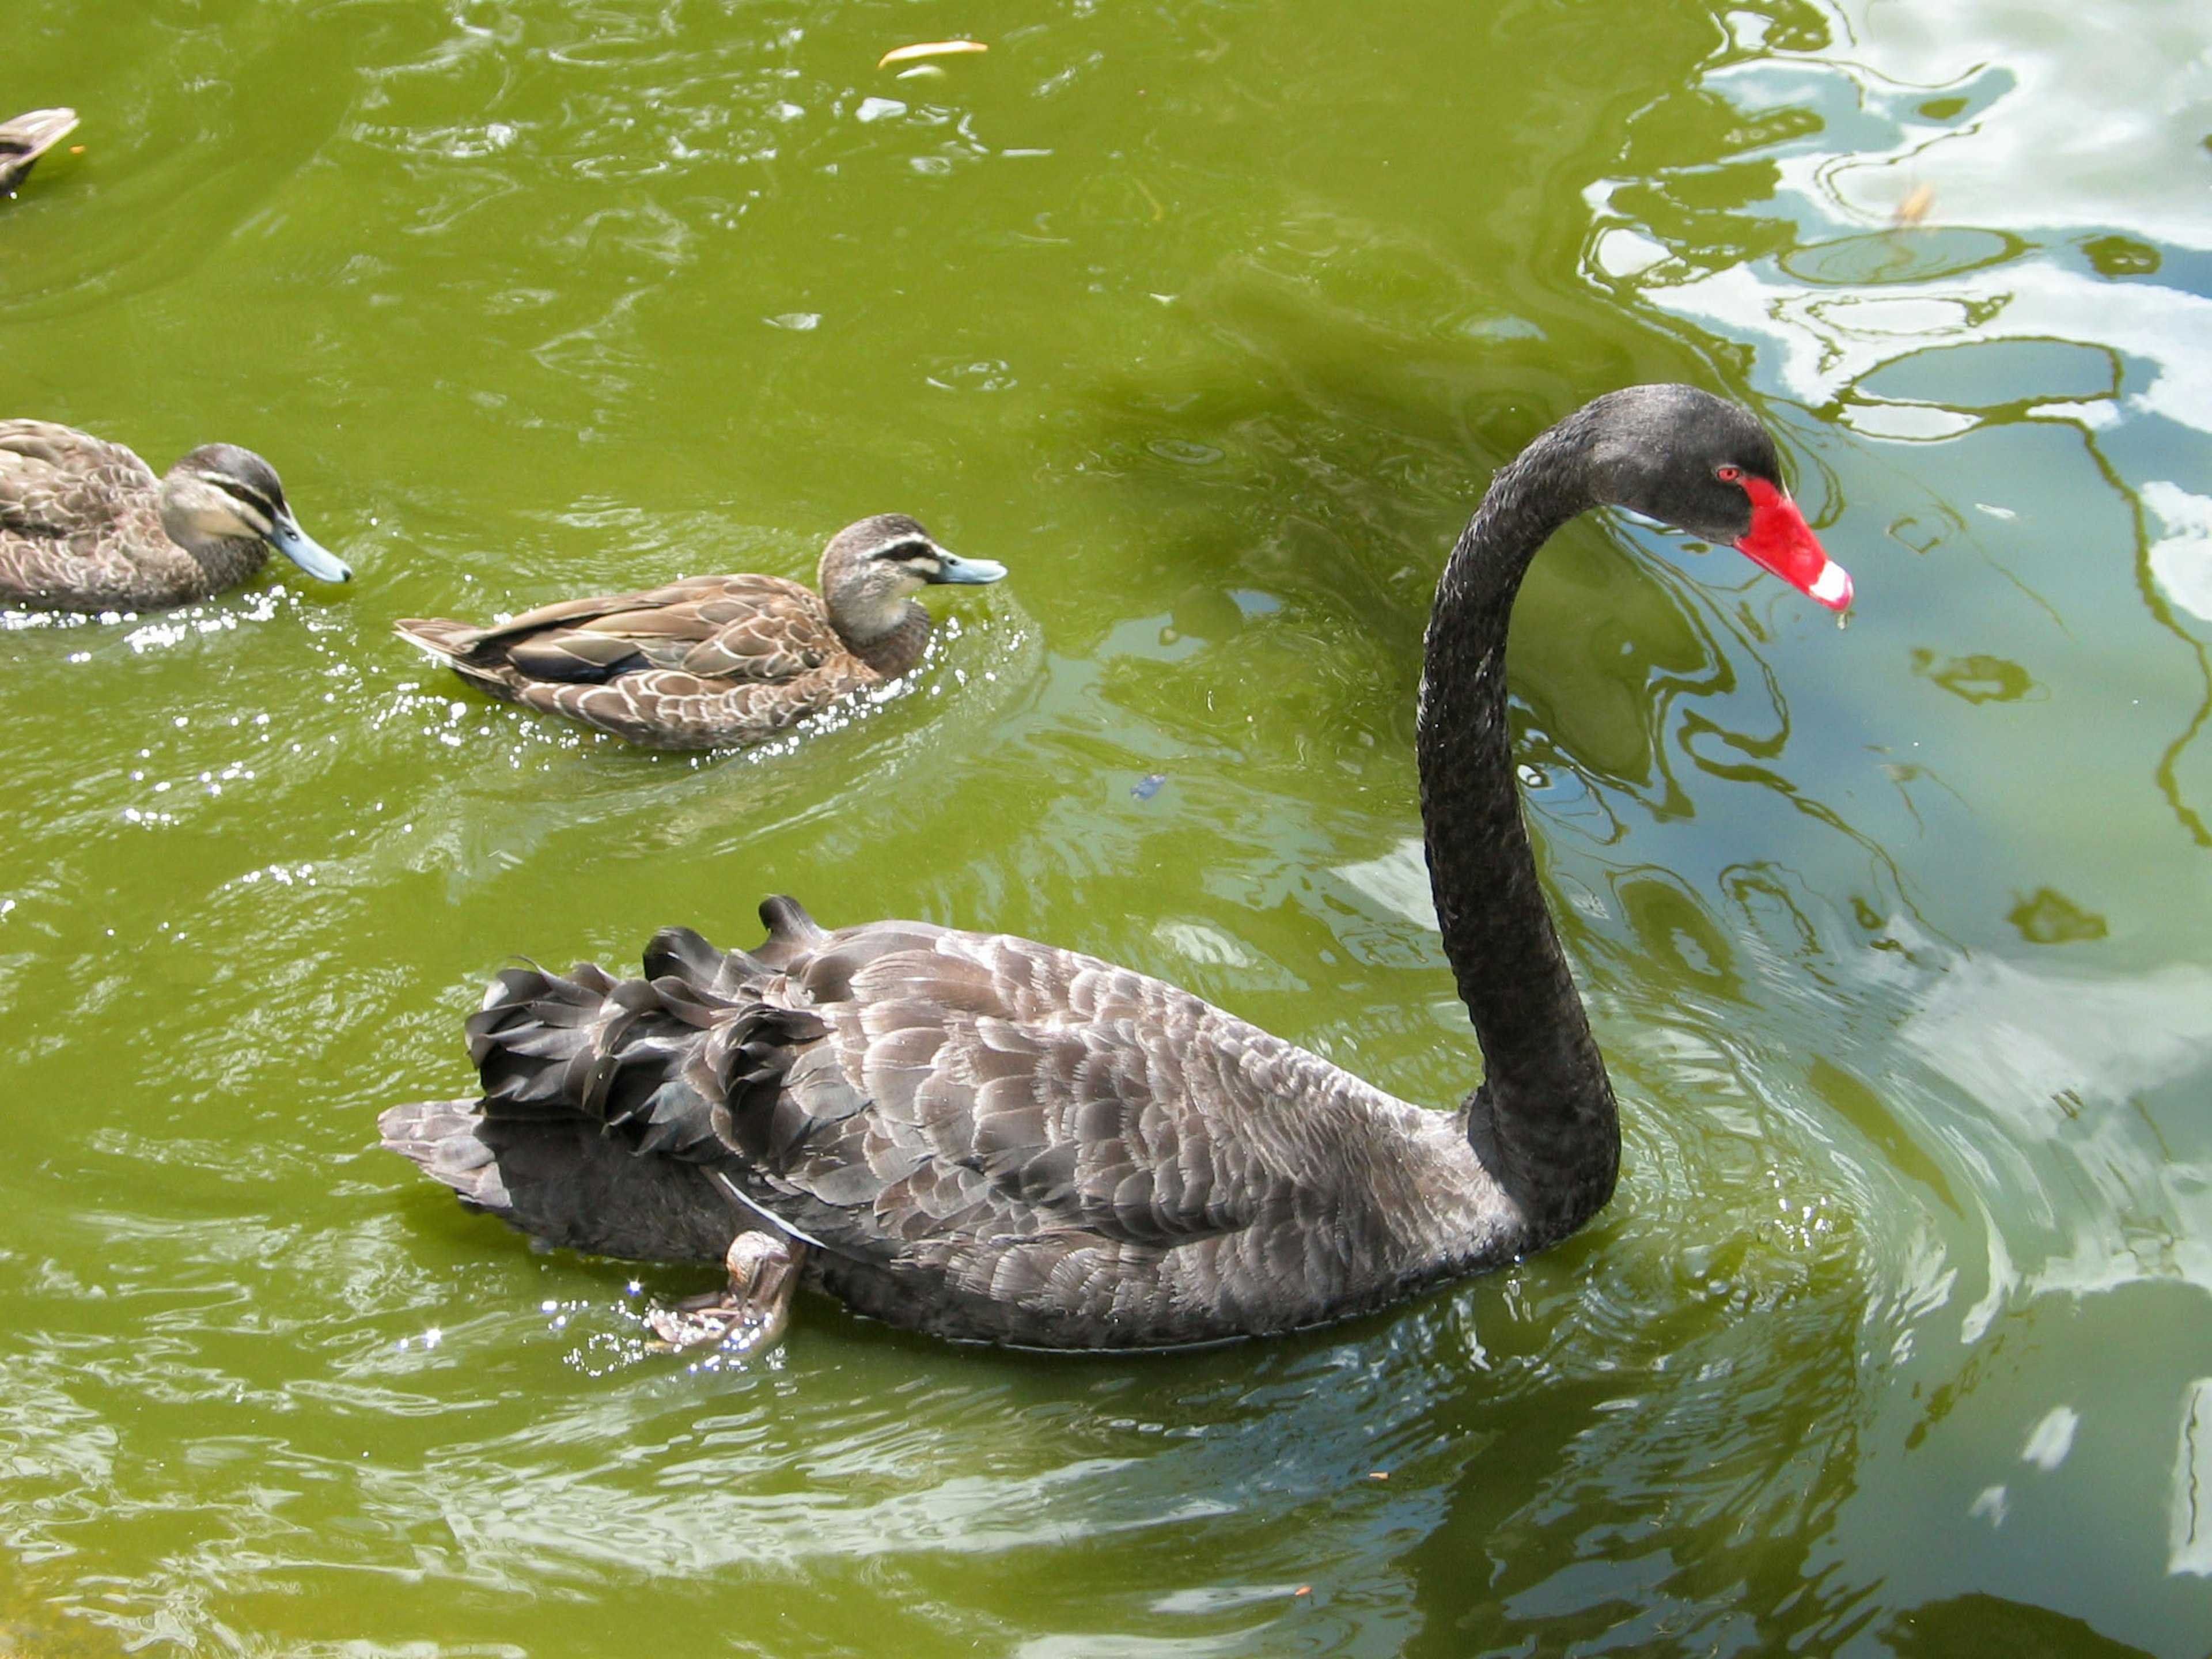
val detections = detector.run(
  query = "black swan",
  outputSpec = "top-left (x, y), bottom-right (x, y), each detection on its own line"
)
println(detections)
top-left (380, 385), bottom-right (1850, 1351)
top-left (394, 515), bottom-right (1006, 749)
top-left (0, 422), bottom-right (350, 612)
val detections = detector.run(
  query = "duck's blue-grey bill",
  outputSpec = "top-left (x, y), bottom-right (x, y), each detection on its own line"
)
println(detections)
top-left (930, 551), bottom-right (1007, 585)
top-left (268, 508), bottom-right (353, 584)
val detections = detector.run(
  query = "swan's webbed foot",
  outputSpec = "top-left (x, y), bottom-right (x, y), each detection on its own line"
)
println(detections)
top-left (646, 1231), bottom-right (806, 1353)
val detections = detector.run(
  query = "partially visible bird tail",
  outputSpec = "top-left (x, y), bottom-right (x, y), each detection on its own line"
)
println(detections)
top-left (393, 616), bottom-right (484, 664)
top-left (378, 1097), bottom-right (512, 1211)
top-left (380, 911), bottom-right (854, 1256)
top-left (396, 616), bottom-right (536, 704)
top-left (380, 942), bottom-right (827, 1262)
top-left (377, 1084), bottom-right (745, 1263)
top-left (0, 109), bottom-right (79, 195)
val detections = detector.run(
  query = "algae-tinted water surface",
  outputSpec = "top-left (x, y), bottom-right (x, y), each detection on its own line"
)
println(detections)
top-left (5, 0), bottom-right (2211, 1653)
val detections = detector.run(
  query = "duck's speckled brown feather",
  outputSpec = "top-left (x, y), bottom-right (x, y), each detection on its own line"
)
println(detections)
top-left (397, 574), bottom-right (881, 749)
top-left (394, 512), bottom-right (983, 750)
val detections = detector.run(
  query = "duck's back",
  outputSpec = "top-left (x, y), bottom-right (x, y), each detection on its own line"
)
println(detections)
top-left (398, 573), bottom-right (884, 749)
top-left (0, 422), bottom-right (192, 612)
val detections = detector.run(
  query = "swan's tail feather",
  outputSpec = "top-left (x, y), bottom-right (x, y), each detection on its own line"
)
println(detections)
top-left (378, 1098), bottom-right (513, 1213)
top-left (378, 1089), bottom-right (741, 1263)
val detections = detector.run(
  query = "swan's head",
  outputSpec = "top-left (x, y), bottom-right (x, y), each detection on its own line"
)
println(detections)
top-left (818, 513), bottom-right (1006, 637)
top-left (1584, 384), bottom-right (1851, 612)
top-left (160, 445), bottom-right (353, 584)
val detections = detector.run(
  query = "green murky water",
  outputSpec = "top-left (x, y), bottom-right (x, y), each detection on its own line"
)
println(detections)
top-left (5, 0), bottom-right (2211, 1652)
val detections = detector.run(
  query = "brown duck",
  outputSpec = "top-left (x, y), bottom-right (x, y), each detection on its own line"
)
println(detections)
top-left (381, 387), bottom-right (1854, 1353)
top-left (393, 514), bottom-right (1007, 750)
top-left (0, 421), bottom-right (351, 613)
top-left (0, 108), bottom-right (76, 198)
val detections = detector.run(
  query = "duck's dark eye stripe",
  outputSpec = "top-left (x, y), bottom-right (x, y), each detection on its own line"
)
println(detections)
top-left (202, 476), bottom-right (279, 521)
top-left (874, 539), bottom-right (937, 563)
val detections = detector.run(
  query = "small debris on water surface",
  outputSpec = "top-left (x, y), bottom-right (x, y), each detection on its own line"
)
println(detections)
top-left (880, 40), bottom-right (988, 69)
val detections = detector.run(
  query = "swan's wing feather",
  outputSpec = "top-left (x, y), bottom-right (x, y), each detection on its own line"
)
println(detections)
top-left (722, 926), bottom-right (1294, 1256)
top-left (449, 922), bottom-right (1300, 1256)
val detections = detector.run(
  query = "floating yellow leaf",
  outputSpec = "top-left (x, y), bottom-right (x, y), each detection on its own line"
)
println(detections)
top-left (1893, 183), bottom-right (1937, 226)
top-left (878, 40), bottom-right (988, 69)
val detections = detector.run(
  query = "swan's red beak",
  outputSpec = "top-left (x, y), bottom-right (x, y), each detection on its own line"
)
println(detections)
top-left (1734, 477), bottom-right (1852, 612)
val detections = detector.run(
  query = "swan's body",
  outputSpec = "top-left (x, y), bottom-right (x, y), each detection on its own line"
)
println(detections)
top-left (394, 515), bottom-right (1006, 749)
top-left (381, 386), bottom-right (1850, 1350)
top-left (384, 907), bottom-right (1517, 1347)
top-left (0, 422), bottom-right (351, 613)
top-left (0, 108), bottom-right (75, 198)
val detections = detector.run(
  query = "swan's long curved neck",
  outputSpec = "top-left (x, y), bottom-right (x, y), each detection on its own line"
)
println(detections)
top-left (1418, 420), bottom-right (1619, 1246)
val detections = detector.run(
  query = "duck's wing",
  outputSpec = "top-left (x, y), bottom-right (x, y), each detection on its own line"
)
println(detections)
top-left (0, 109), bottom-right (78, 196)
top-left (396, 574), bottom-right (873, 747)
top-left (0, 422), bottom-right (152, 535)
top-left (0, 423), bottom-right (159, 603)
top-left (395, 899), bottom-right (1450, 1345)
top-left (410, 574), bottom-right (843, 682)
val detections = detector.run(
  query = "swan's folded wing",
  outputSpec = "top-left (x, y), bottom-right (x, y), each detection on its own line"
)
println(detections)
top-left (718, 927), bottom-right (1302, 1262)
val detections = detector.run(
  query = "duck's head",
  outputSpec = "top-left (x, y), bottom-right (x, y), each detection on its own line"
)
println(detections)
top-left (817, 513), bottom-right (1005, 639)
top-left (1580, 384), bottom-right (1850, 612)
top-left (160, 445), bottom-right (353, 585)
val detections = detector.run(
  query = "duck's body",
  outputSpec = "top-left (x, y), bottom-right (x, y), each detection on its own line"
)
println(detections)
top-left (0, 422), bottom-right (350, 613)
top-left (395, 515), bottom-right (1005, 749)
top-left (381, 385), bottom-right (1851, 1351)
top-left (0, 108), bottom-right (76, 198)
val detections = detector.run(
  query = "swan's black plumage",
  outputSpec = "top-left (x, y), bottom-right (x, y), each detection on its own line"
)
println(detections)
top-left (381, 385), bottom-right (1844, 1349)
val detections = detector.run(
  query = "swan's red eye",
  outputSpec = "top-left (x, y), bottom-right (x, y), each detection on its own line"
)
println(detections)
top-left (1715, 465), bottom-right (1743, 483)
